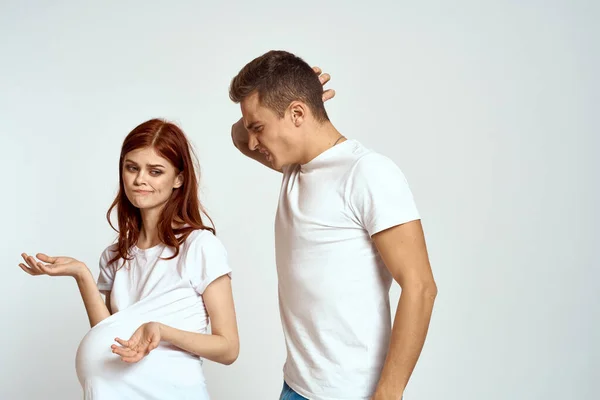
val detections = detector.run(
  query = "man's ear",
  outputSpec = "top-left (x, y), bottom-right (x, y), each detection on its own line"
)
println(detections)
top-left (289, 101), bottom-right (307, 127)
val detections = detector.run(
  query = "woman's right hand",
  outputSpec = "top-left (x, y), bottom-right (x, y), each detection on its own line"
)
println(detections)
top-left (19, 253), bottom-right (87, 279)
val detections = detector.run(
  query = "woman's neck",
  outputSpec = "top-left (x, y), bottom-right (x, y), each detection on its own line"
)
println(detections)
top-left (137, 207), bottom-right (162, 249)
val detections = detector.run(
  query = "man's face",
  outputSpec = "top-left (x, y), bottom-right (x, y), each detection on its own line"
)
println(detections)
top-left (240, 92), bottom-right (300, 169)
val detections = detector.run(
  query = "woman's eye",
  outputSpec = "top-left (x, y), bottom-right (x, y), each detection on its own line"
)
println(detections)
top-left (150, 170), bottom-right (162, 176)
top-left (126, 166), bottom-right (137, 172)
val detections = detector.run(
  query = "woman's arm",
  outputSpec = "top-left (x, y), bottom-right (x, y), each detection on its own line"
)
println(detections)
top-left (112, 275), bottom-right (239, 365)
top-left (104, 292), bottom-right (113, 315)
top-left (74, 267), bottom-right (111, 327)
top-left (160, 275), bottom-right (239, 364)
top-left (19, 253), bottom-right (111, 327)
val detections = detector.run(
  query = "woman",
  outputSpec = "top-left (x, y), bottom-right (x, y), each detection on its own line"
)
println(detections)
top-left (19, 118), bottom-right (239, 399)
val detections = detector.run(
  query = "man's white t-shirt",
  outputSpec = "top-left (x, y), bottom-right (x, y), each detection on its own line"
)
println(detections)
top-left (275, 139), bottom-right (420, 400)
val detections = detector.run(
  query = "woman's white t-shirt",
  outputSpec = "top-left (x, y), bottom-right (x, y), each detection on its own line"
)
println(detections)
top-left (75, 229), bottom-right (231, 400)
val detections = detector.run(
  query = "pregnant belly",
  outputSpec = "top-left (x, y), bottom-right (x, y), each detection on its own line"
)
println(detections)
top-left (75, 315), bottom-right (206, 393)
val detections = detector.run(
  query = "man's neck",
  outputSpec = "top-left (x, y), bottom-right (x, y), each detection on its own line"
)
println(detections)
top-left (299, 121), bottom-right (346, 165)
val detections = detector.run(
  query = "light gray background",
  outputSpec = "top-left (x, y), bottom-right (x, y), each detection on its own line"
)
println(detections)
top-left (1, 1), bottom-right (598, 399)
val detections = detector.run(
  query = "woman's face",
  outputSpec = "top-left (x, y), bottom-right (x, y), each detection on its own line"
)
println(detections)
top-left (122, 146), bottom-right (182, 211)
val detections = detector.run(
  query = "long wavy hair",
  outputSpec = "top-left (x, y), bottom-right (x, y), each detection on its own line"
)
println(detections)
top-left (106, 118), bottom-right (214, 266)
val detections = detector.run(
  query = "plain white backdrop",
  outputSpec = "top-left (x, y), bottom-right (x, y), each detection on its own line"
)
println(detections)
top-left (1, 0), bottom-right (598, 399)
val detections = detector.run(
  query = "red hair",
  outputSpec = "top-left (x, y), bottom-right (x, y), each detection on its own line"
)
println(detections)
top-left (106, 118), bottom-right (214, 266)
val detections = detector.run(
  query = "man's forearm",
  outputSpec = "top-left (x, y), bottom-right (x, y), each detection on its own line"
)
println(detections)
top-left (231, 118), bottom-right (249, 149)
top-left (230, 117), bottom-right (280, 171)
top-left (373, 286), bottom-right (437, 399)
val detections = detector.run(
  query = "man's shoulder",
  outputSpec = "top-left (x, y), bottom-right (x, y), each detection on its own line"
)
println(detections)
top-left (328, 139), bottom-right (382, 171)
top-left (348, 147), bottom-right (399, 177)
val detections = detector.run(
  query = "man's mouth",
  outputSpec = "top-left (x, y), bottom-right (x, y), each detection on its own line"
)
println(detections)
top-left (259, 148), bottom-right (272, 161)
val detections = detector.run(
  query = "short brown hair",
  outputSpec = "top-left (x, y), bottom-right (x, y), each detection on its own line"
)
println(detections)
top-left (229, 50), bottom-right (329, 122)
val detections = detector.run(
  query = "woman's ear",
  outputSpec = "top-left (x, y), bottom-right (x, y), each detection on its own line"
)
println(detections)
top-left (173, 173), bottom-right (184, 189)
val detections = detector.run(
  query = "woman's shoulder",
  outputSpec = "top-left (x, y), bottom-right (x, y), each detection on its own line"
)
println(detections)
top-left (185, 228), bottom-right (224, 246)
top-left (99, 242), bottom-right (120, 269)
top-left (183, 228), bottom-right (228, 255)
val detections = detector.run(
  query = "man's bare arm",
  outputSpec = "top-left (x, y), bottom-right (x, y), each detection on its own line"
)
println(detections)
top-left (230, 66), bottom-right (335, 172)
top-left (371, 220), bottom-right (438, 399)
top-left (231, 118), bottom-right (282, 172)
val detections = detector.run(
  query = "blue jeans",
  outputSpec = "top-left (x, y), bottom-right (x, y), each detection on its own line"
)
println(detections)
top-left (278, 381), bottom-right (404, 399)
top-left (279, 381), bottom-right (308, 400)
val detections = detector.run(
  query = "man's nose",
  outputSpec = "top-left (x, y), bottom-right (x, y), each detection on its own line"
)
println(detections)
top-left (247, 132), bottom-right (259, 151)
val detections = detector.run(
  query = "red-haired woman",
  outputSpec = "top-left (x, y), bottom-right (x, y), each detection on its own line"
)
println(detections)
top-left (19, 118), bottom-right (239, 399)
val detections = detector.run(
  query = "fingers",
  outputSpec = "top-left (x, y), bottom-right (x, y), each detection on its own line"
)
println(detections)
top-left (319, 72), bottom-right (331, 85)
top-left (36, 253), bottom-right (56, 264)
top-left (111, 344), bottom-right (135, 357)
top-left (20, 253), bottom-right (43, 275)
top-left (112, 341), bottom-right (152, 363)
top-left (20, 253), bottom-right (69, 277)
top-left (313, 66), bottom-right (331, 85)
top-left (322, 89), bottom-right (336, 102)
top-left (313, 66), bottom-right (334, 103)
top-left (19, 263), bottom-right (37, 275)
top-left (110, 344), bottom-right (138, 359)
top-left (114, 337), bottom-right (130, 347)
top-left (21, 253), bottom-right (38, 269)
top-left (121, 353), bottom-right (145, 363)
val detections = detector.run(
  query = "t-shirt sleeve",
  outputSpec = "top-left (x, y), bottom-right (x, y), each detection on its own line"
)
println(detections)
top-left (348, 153), bottom-right (421, 236)
top-left (96, 246), bottom-right (117, 294)
top-left (186, 231), bottom-right (232, 295)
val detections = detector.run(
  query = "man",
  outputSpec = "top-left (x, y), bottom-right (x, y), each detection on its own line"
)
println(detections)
top-left (229, 50), bottom-right (437, 400)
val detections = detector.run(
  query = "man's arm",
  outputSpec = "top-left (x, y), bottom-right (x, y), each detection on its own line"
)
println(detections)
top-left (230, 66), bottom-right (335, 172)
top-left (231, 118), bottom-right (282, 172)
top-left (371, 219), bottom-right (438, 400)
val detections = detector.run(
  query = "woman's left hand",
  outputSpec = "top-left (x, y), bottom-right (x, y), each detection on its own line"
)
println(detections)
top-left (112, 322), bottom-right (161, 363)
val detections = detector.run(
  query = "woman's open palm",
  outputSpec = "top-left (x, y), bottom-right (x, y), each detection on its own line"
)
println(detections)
top-left (112, 322), bottom-right (161, 363)
top-left (19, 253), bottom-right (85, 278)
